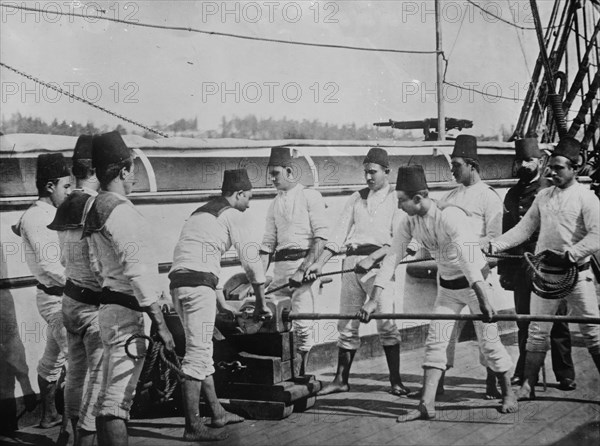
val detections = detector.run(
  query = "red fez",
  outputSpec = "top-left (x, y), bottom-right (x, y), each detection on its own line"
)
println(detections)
top-left (396, 165), bottom-right (428, 192)
top-left (222, 169), bottom-right (252, 192)
top-left (515, 138), bottom-right (542, 160)
top-left (363, 147), bottom-right (389, 168)
top-left (36, 153), bottom-right (70, 183)
top-left (92, 131), bottom-right (131, 170)
top-left (451, 135), bottom-right (478, 160)
top-left (268, 146), bottom-right (295, 167)
top-left (552, 137), bottom-right (581, 165)
top-left (73, 135), bottom-right (93, 161)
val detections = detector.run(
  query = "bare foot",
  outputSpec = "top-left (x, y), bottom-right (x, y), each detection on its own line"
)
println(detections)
top-left (500, 393), bottom-right (518, 413)
top-left (515, 383), bottom-right (535, 401)
top-left (39, 415), bottom-right (62, 429)
top-left (210, 412), bottom-right (245, 428)
top-left (390, 383), bottom-right (410, 397)
top-left (317, 382), bottom-right (350, 396)
top-left (407, 385), bottom-right (443, 399)
top-left (184, 423), bottom-right (229, 441)
top-left (396, 404), bottom-right (436, 422)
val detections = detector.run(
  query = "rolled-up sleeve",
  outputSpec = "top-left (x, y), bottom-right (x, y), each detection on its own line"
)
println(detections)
top-left (374, 216), bottom-right (412, 289)
top-left (104, 205), bottom-right (161, 307)
top-left (326, 193), bottom-right (357, 253)
top-left (260, 201), bottom-right (277, 253)
top-left (494, 194), bottom-right (541, 252)
top-left (228, 212), bottom-right (266, 284)
top-left (305, 189), bottom-right (329, 240)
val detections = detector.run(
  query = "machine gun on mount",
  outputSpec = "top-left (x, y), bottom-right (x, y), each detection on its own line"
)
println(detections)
top-left (373, 117), bottom-right (473, 141)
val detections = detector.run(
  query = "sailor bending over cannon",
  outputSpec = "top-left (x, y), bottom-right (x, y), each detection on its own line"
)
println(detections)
top-left (305, 148), bottom-right (408, 396)
top-left (360, 165), bottom-right (517, 421)
top-left (47, 135), bottom-right (103, 446)
top-left (83, 131), bottom-right (175, 446)
top-left (260, 146), bottom-right (329, 376)
top-left (490, 136), bottom-right (600, 399)
top-left (13, 152), bottom-right (72, 429)
top-left (169, 169), bottom-right (271, 441)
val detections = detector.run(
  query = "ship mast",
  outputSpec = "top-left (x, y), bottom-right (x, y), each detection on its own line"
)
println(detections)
top-left (435, 0), bottom-right (445, 141)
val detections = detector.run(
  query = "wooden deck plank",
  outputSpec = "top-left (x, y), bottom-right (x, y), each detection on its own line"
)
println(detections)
top-left (5, 339), bottom-right (599, 446)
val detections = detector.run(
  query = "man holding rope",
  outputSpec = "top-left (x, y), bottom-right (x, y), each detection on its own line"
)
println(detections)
top-left (83, 131), bottom-right (175, 446)
top-left (490, 136), bottom-right (600, 399)
top-left (305, 148), bottom-right (408, 397)
top-left (169, 169), bottom-right (271, 441)
top-left (360, 165), bottom-right (516, 421)
top-left (498, 137), bottom-right (575, 390)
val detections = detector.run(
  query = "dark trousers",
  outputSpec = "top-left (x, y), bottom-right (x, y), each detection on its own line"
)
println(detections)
top-left (513, 273), bottom-right (575, 381)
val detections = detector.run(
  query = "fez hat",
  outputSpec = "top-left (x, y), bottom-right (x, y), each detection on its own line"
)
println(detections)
top-left (363, 147), bottom-right (389, 168)
top-left (396, 165), bottom-right (428, 192)
top-left (222, 169), bottom-right (253, 192)
top-left (515, 138), bottom-right (542, 160)
top-left (451, 135), bottom-right (478, 160)
top-left (92, 131), bottom-right (132, 170)
top-left (36, 153), bottom-right (70, 183)
top-left (552, 137), bottom-right (581, 165)
top-left (73, 135), bottom-right (93, 161)
top-left (268, 146), bottom-right (295, 167)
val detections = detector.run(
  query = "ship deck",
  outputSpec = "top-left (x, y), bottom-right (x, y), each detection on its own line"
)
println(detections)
top-left (3, 336), bottom-right (599, 446)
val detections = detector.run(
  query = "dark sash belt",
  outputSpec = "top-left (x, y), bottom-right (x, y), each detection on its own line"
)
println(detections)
top-left (36, 283), bottom-right (65, 296)
top-left (540, 262), bottom-right (590, 274)
top-left (64, 280), bottom-right (101, 306)
top-left (440, 265), bottom-right (490, 290)
top-left (100, 288), bottom-right (143, 312)
top-left (272, 248), bottom-right (309, 262)
top-left (346, 244), bottom-right (382, 257)
top-left (168, 269), bottom-right (219, 290)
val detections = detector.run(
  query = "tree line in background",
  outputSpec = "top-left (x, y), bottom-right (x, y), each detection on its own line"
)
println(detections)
top-left (2, 113), bottom-right (504, 141)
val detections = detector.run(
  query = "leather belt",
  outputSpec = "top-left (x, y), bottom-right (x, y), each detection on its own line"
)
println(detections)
top-left (169, 269), bottom-right (219, 290)
top-left (272, 248), bottom-right (309, 262)
top-left (346, 244), bottom-right (382, 257)
top-left (64, 280), bottom-right (101, 306)
top-left (100, 288), bottom-right (143, 312)
top-left (36, 283), bottom-right (65, 296)
top-left (440, 265), bottom-right (490, 290)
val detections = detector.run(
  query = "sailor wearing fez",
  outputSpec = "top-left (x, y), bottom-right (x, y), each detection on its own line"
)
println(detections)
top-left (13, 152), bottom-right (72, 428)
top-left (305, 148), bottom-right (408, 396)
top-left (83, 131), bottom-right (175, 446)
top-left (491, 136), bottom-right (600, 399)
top-left (169, 169), bottom-right (270, 441)
top-left (498, 137), bottom-right (575, 390)
top-left (441, 135), bottom-right (505, 398)
top-left (47, 135), bottom-right (104, 445)
top-left (362, 165), bottom-right (516, 421)
top-left (260, 146), bottom-right (329, 376)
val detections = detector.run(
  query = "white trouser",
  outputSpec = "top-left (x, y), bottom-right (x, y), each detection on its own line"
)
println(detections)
top-left (36, 288), bottom-right (68, 382)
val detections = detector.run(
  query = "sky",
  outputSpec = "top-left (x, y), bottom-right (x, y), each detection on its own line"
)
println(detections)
top-left (0, 0), bottom-right (561, 137)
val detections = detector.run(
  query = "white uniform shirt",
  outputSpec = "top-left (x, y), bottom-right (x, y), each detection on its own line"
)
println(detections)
top-left (441, 181), bottom-right (502, 246)
top-left (493, 182), bottom-right (600, 264)
top-left (375, 205), bottom-right (487, 288)
top-left (171, 207), bottom-right (266, 283)
top-left (328, 185), bottom-right (403, 251)
top-left (261, 184), bottom-right (329, 253)
top-left (18, 200), bottom-right (66, 288)
top-left (88, 196), bottom-right (161, 307)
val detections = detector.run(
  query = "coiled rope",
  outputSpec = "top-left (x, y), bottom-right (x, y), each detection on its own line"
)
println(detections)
top-left (125, 333), bottom-right (185, 403)
top-left (524, 252), bottom-right (579, 299)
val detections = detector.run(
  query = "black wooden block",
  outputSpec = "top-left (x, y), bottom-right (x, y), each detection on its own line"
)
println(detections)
top-left (231, 332), bottom-right (292, 361)
top-left (235, 352), bottom-right (292, 385)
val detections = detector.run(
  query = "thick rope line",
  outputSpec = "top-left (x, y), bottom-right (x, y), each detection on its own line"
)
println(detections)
top-left (1, 4), bottom-right (438, 55)
top-left (0, 61), bottom-right (169, 137)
